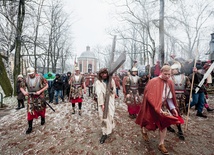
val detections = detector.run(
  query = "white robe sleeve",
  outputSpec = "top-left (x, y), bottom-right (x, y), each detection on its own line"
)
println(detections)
top-left (167, 98), bottom-right (175, 110)
top-left (95, 80), bottom-right (105, 106)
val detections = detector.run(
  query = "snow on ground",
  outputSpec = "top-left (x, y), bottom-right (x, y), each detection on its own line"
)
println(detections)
top-left (0, 90), bottom-right (214, 155)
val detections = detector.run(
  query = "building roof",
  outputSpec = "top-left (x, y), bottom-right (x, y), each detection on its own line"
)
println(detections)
top-left (78, 46), bottom-right (97, 59)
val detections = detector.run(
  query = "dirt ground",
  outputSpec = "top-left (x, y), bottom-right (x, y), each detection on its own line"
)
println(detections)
top-left (0, 91), bottom-right (214, 155)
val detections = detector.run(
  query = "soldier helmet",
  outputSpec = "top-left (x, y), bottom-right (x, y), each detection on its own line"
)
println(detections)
top-left (131, 67), bottom-right (138, 72)
top-left (27, 67), bottom-right (35, 75)
top-left (75, 67), bottom-right (80, 70)
top-left (171, 61), bottom-right (181, 70)
top-left (17, 74), bottom-right (23, 78)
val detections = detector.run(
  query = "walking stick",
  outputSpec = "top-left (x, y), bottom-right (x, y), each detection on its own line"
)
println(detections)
top-left (185, 59), bottom-right (197, 131)
top-left (68, 78), bottom-right (72, 102)
top-left (148, 64), bottom-right (151, 80)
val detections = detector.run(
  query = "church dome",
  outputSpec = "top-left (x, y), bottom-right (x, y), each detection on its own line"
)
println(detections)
top-left (79, 46), bottom-right (96, 59)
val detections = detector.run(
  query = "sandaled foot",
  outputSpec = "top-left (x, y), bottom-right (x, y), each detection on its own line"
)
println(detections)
top-left (141, 131), bottom-right (149, 142)
top-left (158, 144), bottom-right (169, 155)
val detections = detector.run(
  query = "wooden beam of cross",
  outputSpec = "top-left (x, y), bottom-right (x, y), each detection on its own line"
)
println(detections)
top-left (103, 36), bottom-right (126, 119)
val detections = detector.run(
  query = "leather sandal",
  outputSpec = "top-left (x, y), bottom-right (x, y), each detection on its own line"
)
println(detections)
top-left (141, 131), bottom-right (149, 142)
top-left (158, 144), bottom-right (169, 155)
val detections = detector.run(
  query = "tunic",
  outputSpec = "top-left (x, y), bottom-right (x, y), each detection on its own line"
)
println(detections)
top-left (69, 74), bottom-right (85, 103)
top-left (136, 77), bottom-right (182, 131)
top-left (95, 79), bottom-right (116, 135)
top-left (22, 74), bottom-right (48, 121)
top-left (171, 74), bottom-right (189, 114)
top-left (123, 75), bottom-right (141, 115)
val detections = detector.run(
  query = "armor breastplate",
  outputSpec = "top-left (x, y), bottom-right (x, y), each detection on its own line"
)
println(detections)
top-left (129, 75), bottom-right (139, 90)
top-left (172, 74), bottom-right (186, 91)
top-left (72, 75), bottom-right (82, 86)
top-left (26, 76), bottom-right (41, 92)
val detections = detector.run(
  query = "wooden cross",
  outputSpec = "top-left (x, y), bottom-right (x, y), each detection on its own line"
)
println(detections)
top-left (103, 36), bottom-right (126, 119)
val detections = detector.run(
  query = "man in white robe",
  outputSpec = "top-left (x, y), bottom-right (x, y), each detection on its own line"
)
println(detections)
top-left (95, 68), bottom-right (116, 144)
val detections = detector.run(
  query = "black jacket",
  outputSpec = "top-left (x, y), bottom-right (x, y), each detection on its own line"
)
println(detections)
top-left (189, 72), bottom-right (205, 93)
top-left (53, 77), bottom-right (64, 90)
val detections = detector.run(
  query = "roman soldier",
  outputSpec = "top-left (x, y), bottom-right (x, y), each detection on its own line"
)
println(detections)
top-left (167, 62), bottom-right (190, 140)
top-left (123, 67), bottom-right (141, 119)
top-left (20, 67), bottom-right (48, 134)
top-left (171, 62), bottom-right (190, 114)
top-left (69, 67), bottom-right (86, 115)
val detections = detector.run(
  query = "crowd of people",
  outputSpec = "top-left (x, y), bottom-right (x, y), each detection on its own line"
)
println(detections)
top-left (15, 59), bottom-right (214, 154)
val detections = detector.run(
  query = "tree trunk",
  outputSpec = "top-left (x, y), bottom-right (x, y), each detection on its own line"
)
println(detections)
top-left (159, 0), bottom-right (165, 66)
top-left (0, 55), bottom-right (13, 97)
top-left (13, 0), bottom-right (25, 95)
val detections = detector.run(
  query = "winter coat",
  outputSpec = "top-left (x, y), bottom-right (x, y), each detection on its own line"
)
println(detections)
top-left (16, 80), bottom-right (25, 100)
top-left (53, 77), bottom-right (64, 90)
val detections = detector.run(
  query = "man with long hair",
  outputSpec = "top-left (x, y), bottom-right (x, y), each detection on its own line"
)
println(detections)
top-left (95, 68), bottom-right (116, 144)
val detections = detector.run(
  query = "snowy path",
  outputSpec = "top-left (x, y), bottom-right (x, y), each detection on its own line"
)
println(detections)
top-left (0, 92), bottom-right (214, 155)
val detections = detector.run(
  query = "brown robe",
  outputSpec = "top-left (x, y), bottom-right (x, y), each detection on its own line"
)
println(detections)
top-left (136, 77), bottom-right (181, 131)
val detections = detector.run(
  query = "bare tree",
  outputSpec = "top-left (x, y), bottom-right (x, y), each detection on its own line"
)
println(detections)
top-left (159, 0), bottom-right (164, 66)
top-left (109, 0), bottom-right (159, 66)
top-left (165, 0), bottom-right (214, 59)
top-left (0, 1), bottom-right (23, 96)
top-left (44, 0), bottom-right (73, 73)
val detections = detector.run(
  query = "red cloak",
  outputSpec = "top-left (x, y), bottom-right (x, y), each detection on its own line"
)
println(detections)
top-left (135, 77), bottom-right (182, 131)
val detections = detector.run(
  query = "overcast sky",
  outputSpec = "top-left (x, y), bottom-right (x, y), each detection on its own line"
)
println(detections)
top-left (63, 0), bottom-right (115, 56)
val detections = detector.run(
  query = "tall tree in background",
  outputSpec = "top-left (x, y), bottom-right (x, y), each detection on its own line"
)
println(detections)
top-left (45, 0), bottom-right (72, 73)
top-left (13, 0), bottom-right (25, 95)
top-left (159, 0), bottom-right (164, 66)
top-left (111, 0), bottom-right (158, 66)
top-left (0, 1), bottom-right (20, 96)
top-left (32, 0), bottom-right (45, 71)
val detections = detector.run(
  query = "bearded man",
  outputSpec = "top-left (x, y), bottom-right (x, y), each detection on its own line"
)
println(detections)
top-left (95, 68), bottom-right (116, 144)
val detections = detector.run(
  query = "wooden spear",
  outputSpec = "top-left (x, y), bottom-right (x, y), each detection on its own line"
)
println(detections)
top-left (185, 46), bottom-right (199, 131)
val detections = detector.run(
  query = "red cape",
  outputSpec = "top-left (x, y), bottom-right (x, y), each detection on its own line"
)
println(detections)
top-left (136, 77), bottom-right (182, 131)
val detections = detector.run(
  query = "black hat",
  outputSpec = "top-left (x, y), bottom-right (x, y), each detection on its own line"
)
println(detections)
top-left (56, 73), bottom-right (60, 77)
top-left (196, 64), bottom-right (202, 70)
